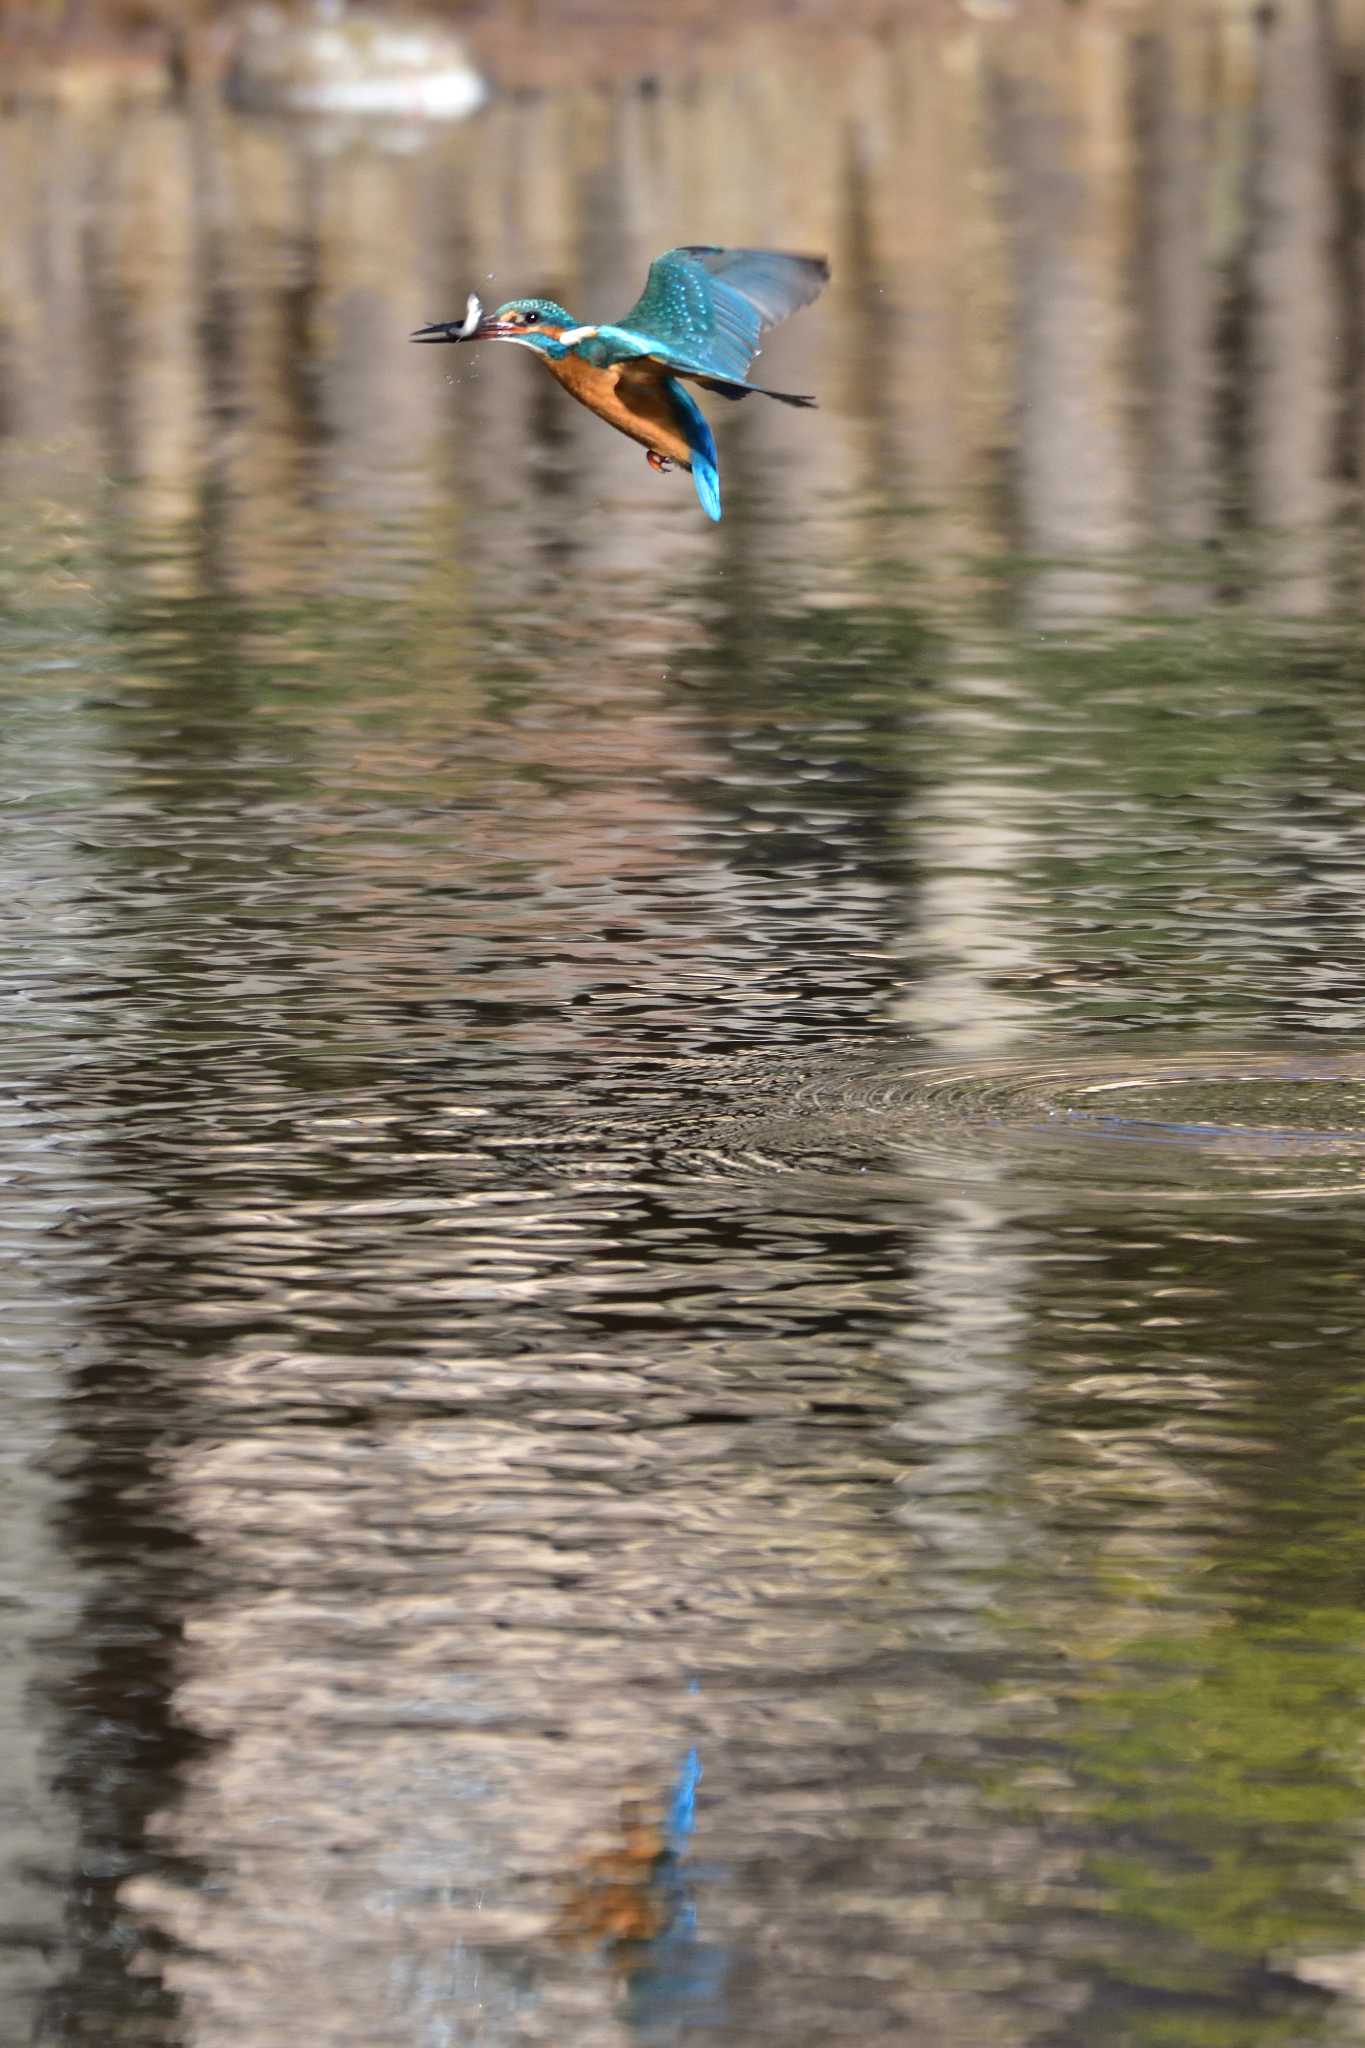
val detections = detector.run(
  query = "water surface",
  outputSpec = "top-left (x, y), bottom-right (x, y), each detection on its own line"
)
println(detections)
top-left (6, 12), bottom-right (1365, 2044)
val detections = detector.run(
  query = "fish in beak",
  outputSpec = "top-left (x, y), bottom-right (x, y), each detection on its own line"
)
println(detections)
top-left (410, 293), bottom-right (516, 343)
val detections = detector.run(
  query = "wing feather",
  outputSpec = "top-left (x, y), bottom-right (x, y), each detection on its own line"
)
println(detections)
top-left (606, 247), bottom-right (828, 383)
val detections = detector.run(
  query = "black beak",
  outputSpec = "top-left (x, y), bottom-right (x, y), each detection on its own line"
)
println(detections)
top-left (410, 319), bottom-right (475, 344)
top-left (411, 295), bottom-right (497, 345)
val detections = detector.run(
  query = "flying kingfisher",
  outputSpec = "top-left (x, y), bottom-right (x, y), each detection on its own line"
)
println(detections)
top-left (411, 245), bottom-right (829, 522)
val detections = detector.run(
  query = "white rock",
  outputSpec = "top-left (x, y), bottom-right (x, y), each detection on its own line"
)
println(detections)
top-left (229, 4), bottom-right (488, 120)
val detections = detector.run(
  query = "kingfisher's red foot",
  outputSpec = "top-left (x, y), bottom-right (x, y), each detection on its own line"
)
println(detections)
top-left (646, 450), bottom-right (674, 474)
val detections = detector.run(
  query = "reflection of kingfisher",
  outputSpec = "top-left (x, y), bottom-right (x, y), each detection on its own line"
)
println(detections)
top-left (556, 1748), bottom-right (703, 1950)
top-left (555, 1745), bottom-right (727, 2026)
top-left (412, 246), bottom-right (829, 521)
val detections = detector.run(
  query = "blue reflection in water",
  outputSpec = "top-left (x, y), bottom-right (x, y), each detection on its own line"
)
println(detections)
top-left (622, 1745), bottom-right (730, 2040)
top-left (666, 1746), bottom-right (702, 1854)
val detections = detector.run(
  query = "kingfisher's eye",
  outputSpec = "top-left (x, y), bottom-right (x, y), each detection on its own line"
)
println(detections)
top-left (521, 310), bottom-right (540, 326)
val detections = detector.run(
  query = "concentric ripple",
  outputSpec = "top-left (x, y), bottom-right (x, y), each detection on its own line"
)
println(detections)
top-left (675, 1048), bottom-right (1365, 1203)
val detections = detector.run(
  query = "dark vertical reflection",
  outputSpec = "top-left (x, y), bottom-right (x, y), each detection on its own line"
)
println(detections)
top-left (674, 557), bottom-right (929, 1044)
top-left (34, 1307), bottom-right (204, 2048)
top-left (838, 134), bottom-right (907, 501)
top-left (272, 176), bottom-right (332, 488)
top-left (1210, 15), bottom-right (1257, 569)
top-left (86, 188), bottom-right (141, 491)
top-left (31, 560), bottom-right (281, 2048)
top-left (190, 120), bottom-right (246, 603)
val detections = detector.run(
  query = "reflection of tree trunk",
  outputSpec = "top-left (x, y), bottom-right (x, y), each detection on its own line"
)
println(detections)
top-left (1129, 15), bottom-right (1214, 552)
top-left (0, 1318), bottom-right (80, 2039)
top-left (36, 1311), bottom-right (207, 2048)
top-left (1246, 0), bottom-right (1344, 610)
top-left (1332, 2), bottom-right (1365, 527)
top-left (991, 19), bottom-right (1136, 617)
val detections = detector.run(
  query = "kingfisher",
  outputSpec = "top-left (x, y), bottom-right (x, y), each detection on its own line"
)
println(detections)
top-left (411, 245), bottom-right (829, 521)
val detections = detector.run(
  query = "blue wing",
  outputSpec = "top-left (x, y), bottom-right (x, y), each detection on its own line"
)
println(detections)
top-left (600, 246), bottom-right (828, 383)
top-left (666, 378), bottom-right (722, 521)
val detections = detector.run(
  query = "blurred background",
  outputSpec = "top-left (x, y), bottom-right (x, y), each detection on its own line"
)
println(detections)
top-left (10, 3), bottom-right (1365, 2046)
top-left (4, 0), bottom-right (1364, 612)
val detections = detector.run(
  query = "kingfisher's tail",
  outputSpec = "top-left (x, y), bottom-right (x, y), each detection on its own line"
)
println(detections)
top-left (694, 376), bottom-right (817, 408)
top-left (665, 377), bottom-right (722, 522)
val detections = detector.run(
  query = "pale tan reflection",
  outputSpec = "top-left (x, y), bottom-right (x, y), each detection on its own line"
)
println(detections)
top-left (895, 625), bottom-right (1048, 1054)
top-left (117, 1391), bottom-right (937, 2045)
top-left (836, 24), bottom-right (1015, 582)
top-left (885, 621), bottom-right (1246, 1708)
top-left (109, 118), bottom-right (202, 564)
top-left (889, 1194), bottom-right (1038, 1615)
top-left (0, 115), bottom-right (101, 456)
top-left (888, 625), bottom-right (1043, 1616)
top-left (893, 785), bottom-right (1044, 1055)
top-left (1288, 1932), bottom-right (1365, 2036)
top-left (992, 16), bottom-right (1139, 618)
top-left (8, 113), bottom-right (205, 593)
top-left (1129, 7), bottom-right (1216, 555)
top-left (114, 1262), bottom-right (1096, 2048)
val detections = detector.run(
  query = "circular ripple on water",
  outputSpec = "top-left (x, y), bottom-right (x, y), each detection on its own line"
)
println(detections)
top-left (676, 1047), bottom-right (1365, 1203)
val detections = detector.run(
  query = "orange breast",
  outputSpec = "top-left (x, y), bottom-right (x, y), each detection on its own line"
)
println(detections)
top-left (543, 354), bottom-right (693, 468)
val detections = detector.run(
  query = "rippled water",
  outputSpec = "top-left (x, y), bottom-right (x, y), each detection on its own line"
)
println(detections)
top-left (8, 11), bottom-right (1365, 2045)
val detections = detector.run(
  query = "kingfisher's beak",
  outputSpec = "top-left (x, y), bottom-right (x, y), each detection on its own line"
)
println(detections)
top-left (410, 316), bottom-right (515, 344)
top-left (411, 293), bottom-right (513, 345)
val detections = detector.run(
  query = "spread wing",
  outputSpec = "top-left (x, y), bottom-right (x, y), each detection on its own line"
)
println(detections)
top-left (594, 246), bottom-right (828, 381)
